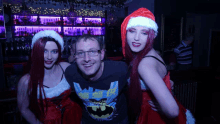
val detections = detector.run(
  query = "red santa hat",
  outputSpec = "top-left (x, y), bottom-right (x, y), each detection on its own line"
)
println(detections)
top-left (121, 7), bottom-right (158, 56)
top-left (32, 30), bottom-right (64, 51)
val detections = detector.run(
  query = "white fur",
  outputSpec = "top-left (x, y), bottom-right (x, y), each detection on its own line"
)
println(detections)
top-left (126, 16), bottom-right (158, 36)
top-left (186, 109), bottom-right (196, 124)
top-left (37, 77), bottom-right (70, 99)
top-left (32, 30), bottom-right (64, 51)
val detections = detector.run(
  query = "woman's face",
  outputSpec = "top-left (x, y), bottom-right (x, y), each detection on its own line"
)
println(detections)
top-left (126, 26), bottom-right (149, 53)
top-left (44, 41), bottom-right (59, 69)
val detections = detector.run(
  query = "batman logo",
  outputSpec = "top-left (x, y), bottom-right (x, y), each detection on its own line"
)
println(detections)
top-left (87, 99), bottom-right (114, 119)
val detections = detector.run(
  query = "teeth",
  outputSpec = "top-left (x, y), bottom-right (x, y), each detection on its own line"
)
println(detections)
top-left (92, 107), bottom-right (97, 111)
top-left (133, 43), bottom-right (140, 45)
top-left (84, 64), bottom-right (93, 67)
top-left (100, 106), bottom-right (106, 111)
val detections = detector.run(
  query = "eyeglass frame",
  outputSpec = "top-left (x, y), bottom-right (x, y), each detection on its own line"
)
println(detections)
top-left (74, 50), bottom-right (102, 58)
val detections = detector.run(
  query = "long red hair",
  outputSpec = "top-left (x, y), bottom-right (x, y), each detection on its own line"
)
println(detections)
top-left (125, 29), bottom-right (155, 123)
top-left (27, 37), bottom-right (61, 120)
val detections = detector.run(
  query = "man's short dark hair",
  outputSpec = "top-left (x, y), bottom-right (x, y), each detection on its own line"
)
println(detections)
top-left (76, 34), bottom-right (104, 50)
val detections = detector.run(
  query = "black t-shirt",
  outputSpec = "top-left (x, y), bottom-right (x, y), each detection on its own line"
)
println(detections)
top-left (65, 60), bottom-right (128, 124)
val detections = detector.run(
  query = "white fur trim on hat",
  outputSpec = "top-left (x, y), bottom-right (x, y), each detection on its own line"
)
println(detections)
top-left (186, 109), bottom-right (195, 124)
top-left (126, 16), bottom-right (158, 36)
top-left (32, 30), bottom-right (64, 51)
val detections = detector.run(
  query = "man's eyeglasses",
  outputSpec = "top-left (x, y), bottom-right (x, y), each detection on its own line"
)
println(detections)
top-left (75, 50), bottom-right (101, 58)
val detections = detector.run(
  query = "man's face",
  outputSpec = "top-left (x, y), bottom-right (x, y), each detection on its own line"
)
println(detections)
top-left (75, 38), bottom-right (105, 78)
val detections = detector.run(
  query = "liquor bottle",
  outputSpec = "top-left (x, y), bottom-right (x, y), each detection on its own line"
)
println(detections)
top-left (21, 38), bottom-right (26, 56)
top-left (77, 28), bottom-right (80, 36)
top-left (4, 41), bottom-right (8, 57)
top-left (15, 38), bottom-right (20, 56)
top-left (82, 16), bottom-right (85, 26)
top-left (10, 40), bottom-right (15, 56)
top-left (84, 28), bottom-right (88, 34)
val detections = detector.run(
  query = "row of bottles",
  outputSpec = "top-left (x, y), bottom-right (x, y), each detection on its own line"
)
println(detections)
top-left (64, 27), bottom-right (105, 36)
top-left (14, 26), bottom-right (62, 36)
top-left (14, 15), bottom-right (39, 25)
top-left (14, 26), bottom-right (105, 37)
top-left (63, 17), bottom-right (105, 26)
top-left (39, 16), bottom-right (62, 25)
top-left (13, 15), bottom-right (105, 26)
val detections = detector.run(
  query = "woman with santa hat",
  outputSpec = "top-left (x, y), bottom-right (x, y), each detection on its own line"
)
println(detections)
top-left (121, 8), bottom-right (195, 124)
top-left (17, 30), bottom-right (82, 124)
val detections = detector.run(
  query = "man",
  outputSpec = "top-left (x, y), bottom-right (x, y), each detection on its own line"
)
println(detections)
top-left (174, 35), bottom-right (194, 71)
top-left (68, 40), bottom-right (76, 63)
top-left (65, 34), bottom-right (128, 124)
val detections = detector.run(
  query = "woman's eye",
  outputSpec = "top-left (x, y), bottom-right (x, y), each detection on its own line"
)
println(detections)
top-left (44, 50), bottom-right (48, 53)
top-left (142, 31), bottom-right (149, 35)
top-left (52, 50), bottom-right (58, 54)
top-left (128, 29), bottom-right (135, 33)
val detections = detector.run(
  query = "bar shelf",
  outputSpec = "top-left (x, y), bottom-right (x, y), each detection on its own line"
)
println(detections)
top-left (12, 15), bottom-right (106, 37)
top-left (39, 16), bottom-right (62, 26)
top-left (63, 26), bottom-right (105, 36)
top-left (63, 17), bottom-right (105, 26)
top-left (13, 15), bottom-right (38, 25)
top-left (14, 26), bottom-right (62, 37)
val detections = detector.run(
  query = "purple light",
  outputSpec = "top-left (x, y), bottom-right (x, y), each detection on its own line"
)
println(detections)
top-left (39, 16), bottom-right (61, 25)
top-left (0, 26), bottom-right (5, 33)
top-left (63, 17), bottom-right (104, 25)
top-left (14, 15), bottom-right (38, 23)
top-left (63, 27), bottom-right (105, 36)
top-left (14, 26), bottom-right (62, 36)
top-left (0, 15), bottom-right (4, 21)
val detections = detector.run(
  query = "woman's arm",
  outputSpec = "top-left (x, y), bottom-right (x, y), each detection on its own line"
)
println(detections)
top-left (138, 58), bottom-right (179, 118)
top-left (17, 74), bottom-right (42, 124)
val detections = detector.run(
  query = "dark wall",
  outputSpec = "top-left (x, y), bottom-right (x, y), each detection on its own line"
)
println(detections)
top-left (155, 0), bottom-right (220, 67)
top-left (186, 13), bottom-right (220, 67)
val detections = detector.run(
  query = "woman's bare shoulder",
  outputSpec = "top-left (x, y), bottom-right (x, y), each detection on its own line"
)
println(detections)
top-left (18, 74), bottom-right (30, 89)
top-left (59, 62), bottom-right (71, 70)
top-left (138, 49), bottom-right (163, 74)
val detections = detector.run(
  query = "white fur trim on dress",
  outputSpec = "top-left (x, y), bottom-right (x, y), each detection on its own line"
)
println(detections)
top-left (126, 16), bottom-right (158, 37)
top-left (186, 109), bottom-right (196, 124)
top-left (32, 30), bottom-right (64, 51)
top-left (37, 77), bottom-right (70, 99)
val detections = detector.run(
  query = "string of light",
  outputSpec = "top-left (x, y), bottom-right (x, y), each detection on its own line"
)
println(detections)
top-left (5, 4), bottom-right (105, 17)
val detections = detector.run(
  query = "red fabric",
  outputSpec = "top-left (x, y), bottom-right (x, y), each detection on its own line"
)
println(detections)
top-left (137, 72), bottom-right (187, 124)
top-left (121, 8), bottom-right (156, 57)
top-left (38, 89), bottom-right (82, 124)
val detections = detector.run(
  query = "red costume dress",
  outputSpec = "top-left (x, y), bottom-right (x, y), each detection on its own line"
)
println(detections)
top-left (136, 56), bottom-right (195, 124)
top-left (37, 77), bottom-right (82, 124)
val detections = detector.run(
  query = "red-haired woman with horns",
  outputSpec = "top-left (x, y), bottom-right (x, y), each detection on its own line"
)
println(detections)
top-left (17, 30), bottom-right (82, 124)
top-left (121, 8), bottom-right (195, 124)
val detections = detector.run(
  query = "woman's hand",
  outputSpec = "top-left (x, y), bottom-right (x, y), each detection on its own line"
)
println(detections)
top-left (148, 100), bottom-right (161, 112)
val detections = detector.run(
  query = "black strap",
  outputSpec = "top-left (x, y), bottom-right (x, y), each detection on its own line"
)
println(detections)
top-left (43, 64), bottom-right (64, 88)
top-left (143, 56), bottom-right (166, 66)
top-left (58, 64), bottom-right (64, 81)
top-left (143, 55), bottom-right (168, 75)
